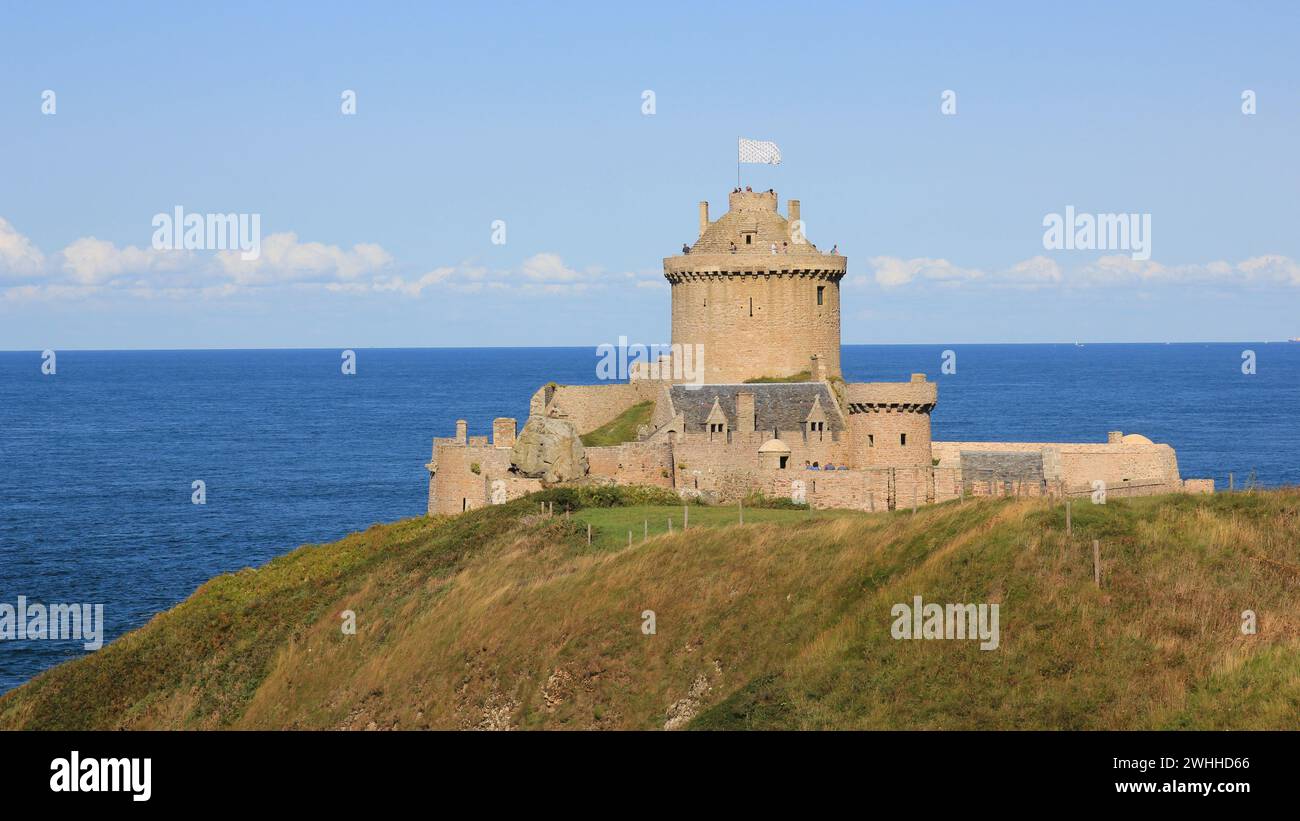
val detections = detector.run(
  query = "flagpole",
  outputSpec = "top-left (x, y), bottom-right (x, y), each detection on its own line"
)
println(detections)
top-left (736, 136), bottom-right (740, 189)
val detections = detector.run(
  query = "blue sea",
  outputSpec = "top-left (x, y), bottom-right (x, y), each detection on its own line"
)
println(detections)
top-left (1, 343), bottom-right (1297, 693)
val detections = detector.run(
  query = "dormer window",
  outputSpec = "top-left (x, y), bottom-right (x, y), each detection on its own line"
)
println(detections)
top-left (705, 397), bottom-right (729, 442)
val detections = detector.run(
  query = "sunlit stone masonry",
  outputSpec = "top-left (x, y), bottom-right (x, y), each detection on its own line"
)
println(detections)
top-left (426, 190), bottom-right (1212, 514)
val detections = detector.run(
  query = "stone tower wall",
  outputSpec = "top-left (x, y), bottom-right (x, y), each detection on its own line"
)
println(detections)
top-left (847, 408), bottom-right (934, 469)
top-left (664, 190), bottom-right (846, 384)
top-left (843, 378), bottom-right (937, 470)
top-left (668, 269), bottom-right (842, 383)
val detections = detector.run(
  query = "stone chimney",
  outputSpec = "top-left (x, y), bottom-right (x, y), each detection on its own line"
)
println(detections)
top-left (493, 417), bottom-right (517, 448)
top-left (910, 373), bottom-right (926, 383)
top-left (698, 201), bottom-right (709, 238)
top-left (455, 419), bottom-right (467, 443)
top-left (788, 199), bottom-right (801, 241)
top-left (1108, 430), bottom-right (1123, 443)
top-left (736, 390), bottom-right (756, 434)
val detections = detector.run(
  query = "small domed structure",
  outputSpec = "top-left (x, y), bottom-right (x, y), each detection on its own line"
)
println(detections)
top-left (1121, 433), bottom-right (1154, 445)
top-left (758, 438), bottom-right (791, 469)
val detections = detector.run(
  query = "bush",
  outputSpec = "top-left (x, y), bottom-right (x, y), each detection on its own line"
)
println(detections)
top-left (742, 491), bottom-right (809, 510)
top-left (527, 484), bottom-right (685, 511)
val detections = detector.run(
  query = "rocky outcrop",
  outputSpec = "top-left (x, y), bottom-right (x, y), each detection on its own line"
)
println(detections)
top-left (511, 415), bottom-right (589, 483)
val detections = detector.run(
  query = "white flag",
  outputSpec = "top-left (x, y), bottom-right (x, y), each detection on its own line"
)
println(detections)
top-left (739, 137), bottom-right (781, 165)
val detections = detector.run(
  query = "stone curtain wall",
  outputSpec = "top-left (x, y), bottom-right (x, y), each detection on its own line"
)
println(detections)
top-left (769, 466), bottom-right (1060, 511)
top-left (529, 382), bottom-right (662, 436)
top-left (673, 428), bottom-right (852, 498)
top-left (585, 441), bottom-right (675, 487)
top-left (428, 443), bottom-right (517, 515)
top-left (932, 441), bottom-right (1183, 495)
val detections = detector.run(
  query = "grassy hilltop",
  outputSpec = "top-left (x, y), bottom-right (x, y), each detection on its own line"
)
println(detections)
top-left (2, 486), bottom-right (1297, 730)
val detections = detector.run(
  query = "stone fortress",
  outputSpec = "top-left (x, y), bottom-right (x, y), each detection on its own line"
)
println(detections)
top-left (427, 189), bottom-right (1213, 515)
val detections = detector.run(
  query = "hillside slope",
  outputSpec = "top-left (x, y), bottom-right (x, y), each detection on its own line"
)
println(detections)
top-left (2, 488), bottom-right (1297, 730)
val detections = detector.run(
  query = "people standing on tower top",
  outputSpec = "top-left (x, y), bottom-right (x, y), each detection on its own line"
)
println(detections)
top-left (682, 243), bottom-right (690, 255)
top-left (745, 185), bottom-right (752, 192)
top-left (770, 242), bottom-right (777, 255)
top-left (829, 244), bottom-right (838, 255)
top-left (729, 241), bottom-right (737, 253)
top-left (782, 241), bottom-right (789, 253)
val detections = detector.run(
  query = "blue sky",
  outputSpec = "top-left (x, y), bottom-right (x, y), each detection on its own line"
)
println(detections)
top-left (1, 1), bottom-right (1297, 349)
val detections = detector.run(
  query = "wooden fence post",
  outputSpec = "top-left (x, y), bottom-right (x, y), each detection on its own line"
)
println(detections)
top-left (1092, 539), bottom-right (1101, 588)
top-left (1066, 500), bottom-right (1072, 536)
top-left (587, 523), bottom-right (592, 546)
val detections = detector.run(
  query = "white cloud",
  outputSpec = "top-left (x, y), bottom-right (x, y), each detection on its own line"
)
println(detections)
top-left (521, 252), bottom-right (583, 282)
top-left (1220, 255), bottom-right (1300, 286)
top-left (868, 256), bottom-right (984, 288)
top-left (364, 267), bottom-right (456, 297)
top-left (1004, 255), bottom-right (1062, 284)
top-left (217, 233), bottom-right (393, 286)
top-left (0, 216), bottom-right (657, 301)
top-left (0, 219), bottom-right (402, 299)
top-left (860, 253), bottom-right (1300, 290)
top-left (60, 237), bottom-right (192, 285)
top-left (0, 218), bottom-right (48, 280)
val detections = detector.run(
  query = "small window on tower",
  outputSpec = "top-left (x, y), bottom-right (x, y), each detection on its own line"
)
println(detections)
top-left (749, 297), bottom-right (753, 317)
top-left (868, 434), bottom-right (874, 447)
top-left (745, 235), bottom-right (752, 245)
top-left (817, 285), bottom-right (825, 306)
top-left (900, 433), bottom-right (907, 446)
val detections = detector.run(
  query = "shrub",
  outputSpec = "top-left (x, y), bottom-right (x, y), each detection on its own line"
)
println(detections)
top-left (743, 491), bottom-right (809, 510)
top-left (527, 484), bottom-right (684, 511)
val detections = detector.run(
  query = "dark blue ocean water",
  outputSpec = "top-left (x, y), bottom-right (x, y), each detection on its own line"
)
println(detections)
top-left (1, 343), bottom-right (1297, 693)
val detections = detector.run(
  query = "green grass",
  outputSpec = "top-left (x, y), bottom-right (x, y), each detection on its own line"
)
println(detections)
top-left (572, 504), bottom-right (856, 550)
top-left (580, 401), bottom-right (654, 446)
top-left (743, 371), bottom-right (812, 383)
top-left (3, 487), bottom-right (1297, 730)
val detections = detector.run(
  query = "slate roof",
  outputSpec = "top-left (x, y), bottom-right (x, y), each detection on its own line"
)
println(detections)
top-left (668, 383), bottom-right (844, 434)
top-left (960, 451), bottom-right (1045, 482)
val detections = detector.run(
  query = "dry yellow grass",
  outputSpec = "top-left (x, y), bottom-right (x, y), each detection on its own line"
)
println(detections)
top-left (2, 487), bottom-right (1296, 730)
